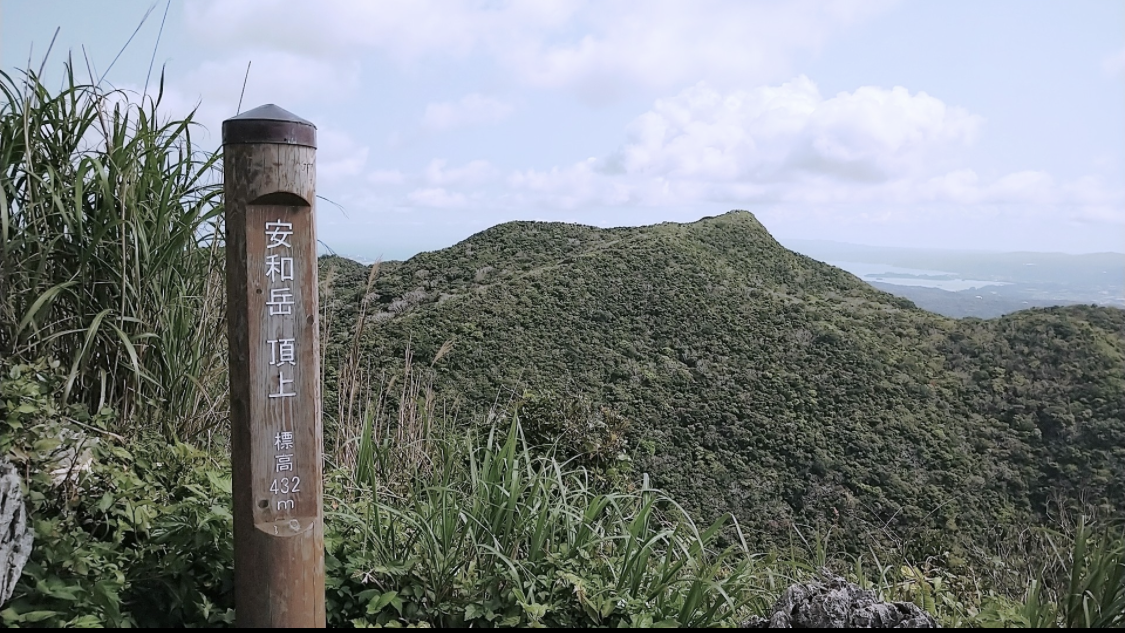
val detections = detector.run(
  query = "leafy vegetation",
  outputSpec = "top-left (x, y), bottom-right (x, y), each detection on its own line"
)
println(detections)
top-left (0, 359), bottom-right (235, 627)
top-left (324, 211), bottom-right (1124, 581)
top-left (2, 56), bottom-right (1122, 627)
top-left (328, 417), bottom-right (760, 628)
top-left (0, 357), bottom-right (769, 628)
top-left (5, 356), bottom-right (1121, 628)
top-left (0, 63), bottom-right (226, 441)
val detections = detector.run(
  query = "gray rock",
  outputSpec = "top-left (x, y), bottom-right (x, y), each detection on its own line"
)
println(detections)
top-left (46, 427), bottom-right (96, 487)
top-left (1, 459), bottom-right (34, 606)
top-left (743, 572), bottom-right (939, 628)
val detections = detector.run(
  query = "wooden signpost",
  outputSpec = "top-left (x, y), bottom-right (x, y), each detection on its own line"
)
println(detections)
top-left (223, 104), bottom-right (325, 628)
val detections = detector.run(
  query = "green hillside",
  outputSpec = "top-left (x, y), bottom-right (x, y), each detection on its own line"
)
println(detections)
top-left (5, 62), bottom-right (1120, 626)
top-left (320, 210), bottom-right (1125, 564)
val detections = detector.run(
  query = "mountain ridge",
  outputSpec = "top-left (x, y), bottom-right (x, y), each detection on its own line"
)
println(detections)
top-left (320, 209), bottom-right (1124, 565)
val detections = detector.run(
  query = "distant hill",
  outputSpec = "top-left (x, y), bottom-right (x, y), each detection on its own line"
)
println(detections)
top-left (320, 211), bottom-right (1125, 563)
top-left (782, 238), bottom-right (1125, 316)
top-left (868, 281), bottom-right (1083, 318)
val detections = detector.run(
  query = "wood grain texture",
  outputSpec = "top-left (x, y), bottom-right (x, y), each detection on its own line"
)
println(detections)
top-left (225, 142), bottom-right (325, 628)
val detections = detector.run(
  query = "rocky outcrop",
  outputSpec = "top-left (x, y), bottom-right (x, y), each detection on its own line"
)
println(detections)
top-left (743, 573), bottom-right (939, 628)
top-left (1, 459), bottom-right (34, 606)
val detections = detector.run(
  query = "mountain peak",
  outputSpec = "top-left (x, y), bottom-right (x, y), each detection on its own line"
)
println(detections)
top-left (326, 203), bottom-right (1125, 565)
top-left (693, 209), bottom-right (763, 225)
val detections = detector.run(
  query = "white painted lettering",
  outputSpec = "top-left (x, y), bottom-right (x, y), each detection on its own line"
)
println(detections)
top-left (267, 339), bottom-right (297, 366)
top-left (266, 288), bottom-right (294, 316)
top-left (270, 477), bottom-right (300, 495)
top-left (268, 371), bottom-right (296, 399)
top-left (265, 221), bottom-right (293, 249)
top-left (275, 430), bottom-right (295, 451)
top-left (265, 254), bottom-right (295, 281)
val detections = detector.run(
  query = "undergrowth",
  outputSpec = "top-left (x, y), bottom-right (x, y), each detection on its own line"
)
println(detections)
top-left (328, 416), bottom-right (760, 627)
top-left (2, 53), bottom-right (1122, 629)
top-left (3, 357), bottom-right (1123, 627)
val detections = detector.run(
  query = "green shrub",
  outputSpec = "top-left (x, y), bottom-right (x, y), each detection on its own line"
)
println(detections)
top-left (326, 418), bottom-right (758, 628)
top-left (0, 359), bottom-right (234, 628)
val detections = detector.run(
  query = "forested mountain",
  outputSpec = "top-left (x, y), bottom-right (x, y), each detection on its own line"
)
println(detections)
top-left (320, 210), bottom-right (1125, 564)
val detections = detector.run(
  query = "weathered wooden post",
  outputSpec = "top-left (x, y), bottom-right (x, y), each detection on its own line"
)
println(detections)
top-left (223, 104), bottom-right (325, 628)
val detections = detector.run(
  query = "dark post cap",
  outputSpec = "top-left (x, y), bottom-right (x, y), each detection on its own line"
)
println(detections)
top-left (223, 104), bottom-right (317, 148)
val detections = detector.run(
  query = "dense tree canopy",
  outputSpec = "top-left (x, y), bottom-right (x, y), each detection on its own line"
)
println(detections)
top-left (319, 211), bottom-right (1125, 564)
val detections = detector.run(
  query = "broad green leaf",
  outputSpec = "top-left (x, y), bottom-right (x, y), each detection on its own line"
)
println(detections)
top-left (18, 610), bottom-right (62, 623)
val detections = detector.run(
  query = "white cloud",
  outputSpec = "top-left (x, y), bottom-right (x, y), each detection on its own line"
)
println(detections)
top-left (499, 78), bottom-right (1121, 216)
top-left (509, 159), bottom-right (634, 209)
top-left (602, 78), bottom-right (981, 185)
top-left (1070, 205), bottom-right (1125, 225)
top-left (1061, 175), bottom-right (1124, 207)
top-left (424, 159), bottom-right (499, 186)
top-left (407, 187), bottom-right (467, 209)
top-left (151, 50), bottom-right (362, 146)
top-left (367, 169), bottom-right (406, 185)
top-left (318, 127), bottom-right (369, 182)
top-left (421, 94), bottom-right (514, 132)
top-left (184, 0), bottom-right (896, 102)
top-left (795, 85), bottom-right (981, 179)
top-left (182, 52), bottom-right (359, 107)
top-left (183, 0), bottom-right (579, 61)
top-left (508, 0), bottom-right (896, 102)
top-left (337, 74), bottom-right (1120, 223)
top-left (920, 169), bottom-right (982, 204)
top-left (920, 170), bottom-right (1125, 212)
top-left (166, 0), bottom-right (1122, 252)
top-left (983, 171), bottom-right (1056, 204)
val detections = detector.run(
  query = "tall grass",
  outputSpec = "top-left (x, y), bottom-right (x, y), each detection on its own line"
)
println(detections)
top-left (1055, 518), bottom-right (1124, 628)
top-left (333, 344), bottom-right (443, 490)
top-left (993, 518), bottom-right (1125, 628)
top-left (330, 414), bottom-right (759, 627)
top-left (336, 260), bottom-right (381, 432)
top-left (931, 517), bottom-right (1125, 627)
top-left (0, 62), bottom-right (225, 439)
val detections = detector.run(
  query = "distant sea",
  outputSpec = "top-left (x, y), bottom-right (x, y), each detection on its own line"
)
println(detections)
top-left (826, 260), bottom-right (1011, 292)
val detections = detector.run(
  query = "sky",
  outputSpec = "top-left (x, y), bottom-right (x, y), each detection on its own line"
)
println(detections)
top-left (3, 0), bottom-right (1124, 260)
